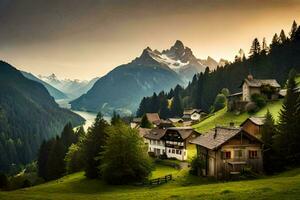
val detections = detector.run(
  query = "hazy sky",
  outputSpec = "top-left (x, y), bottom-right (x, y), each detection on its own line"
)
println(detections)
top-left (1, 0), bottom-right (300, 80)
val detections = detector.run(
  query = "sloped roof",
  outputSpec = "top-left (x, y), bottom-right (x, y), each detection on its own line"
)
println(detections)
top-left (165, 127), bottom-right (197, 140)
top-left (146, 113), bottom-right (160, 123)
top-left (138, 128), bottom-right (151, 138)
top-left (132, 118), bottom-right (141, 123)
top-left (183, 109), bottom-right (202, 115)
top-left (144, 128), bottom-right (166, 140)
top-left (190, 127), bottom-right (262, 150)
top-left (241, 117), bottom-right (265, 126)
top-left (227, 92), bottom-right (242, 98)
top-left (168, 118), bottom-right (184, 123)
top-left (242, 78), bottom-right (281, 88)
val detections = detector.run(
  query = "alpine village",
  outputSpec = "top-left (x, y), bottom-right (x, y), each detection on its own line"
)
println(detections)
top-left (1, 3), bottom-right (300, 200)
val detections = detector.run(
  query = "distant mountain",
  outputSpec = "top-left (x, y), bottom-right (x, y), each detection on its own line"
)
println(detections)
top-left (39, 74), bottom-right (99, 99)
top-left (198, 56), bottom-right (228, 70)
top-left (21, 71), bottom-right (67, 99)
top-left (70, 45), bottom-right (185, 115)
top-left (0, 61), bottom-right (84, 172)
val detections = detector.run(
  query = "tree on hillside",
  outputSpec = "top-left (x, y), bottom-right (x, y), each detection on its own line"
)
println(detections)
top-left (46, 136), bottom-right (66, 180)
top-left (290, 20), bottom-right (298, 40)
top-left (75, 126), bottom-right (85, 141)
top-left (37, 139), bottom-right (55, 180)
top-left (211, 93), bottom-right (227, 112)
top-left (249, 38), bottom-right (261, 57)
top-left (61, 122), bottom-right (77, 148)
top-left (65, 144), bottom-right (84, 174)
top-left (99, 123), bottom-right (152, 184)
top-left (140, 114), bottom-right (152, 128)
top-left (111, 111), bottom-right (122, 125)
top-left (261, 37), bottom-right (269, 55)
top-left (82, 113), bottom-right (109, 178)
top-left (170, 93), bottom-right (183, 117)
top-left (275, 69), bottom-right (300, 165)
top-left (279, 30), bottom-right (287, 43)
top-left (270, 33), bottom-right (280, 50)
top-left (261, 110), bottom-right (280, 173)
top-left (0, 173), bottom-right (8, 189)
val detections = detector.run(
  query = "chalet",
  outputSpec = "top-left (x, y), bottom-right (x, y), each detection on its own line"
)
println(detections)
top-left (182, 109), bottom-right (205, 121)
top-left (130, 117), bottom-right (141, 128)
top-left (241, 75), bottom-right (281, 101)
top-left (191, 126), bottom-right (263, 179)
top-left (168, 118), bottom-right (184, 124)
top-left (146, 113), bottom-right (161, 124)
top-left (144, 127), bottom-right (200, 161)
top-left (240, 117), bottom-right (265, 138)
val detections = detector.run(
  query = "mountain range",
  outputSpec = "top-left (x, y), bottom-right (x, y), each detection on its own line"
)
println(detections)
top-left (38, 74), bottom-right (99, 99)
top-left (0, 61), bottom-right (84, 172)
top-left (70, 40), bottom-right (227, 115)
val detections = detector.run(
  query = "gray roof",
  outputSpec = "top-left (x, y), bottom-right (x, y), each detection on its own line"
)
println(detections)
top-left (191, 126), bottom-right (263, 150)
top-left (243, 78), bottom-right (281, 88)
top-left (168, 118), bottom-right (183, 123)
top-left (241, 117), bottom-right (265, 126)
top-left (165, 127), bottom-right (196, 140)
top-left (190, 127), bottom-right (241, 150)
top-left (144, 128), bottom-right (166, 140)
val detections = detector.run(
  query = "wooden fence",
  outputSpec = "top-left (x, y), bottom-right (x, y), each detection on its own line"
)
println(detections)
top-left (145, 174), bottom-right (172, 186)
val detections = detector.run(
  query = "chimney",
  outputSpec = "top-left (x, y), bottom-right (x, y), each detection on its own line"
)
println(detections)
top-left (214, 127), bottom-right (218, 139)
top-left (247, 74), bottom-right (254, 81)
top-left (229, 122), bottom-right (235, 127)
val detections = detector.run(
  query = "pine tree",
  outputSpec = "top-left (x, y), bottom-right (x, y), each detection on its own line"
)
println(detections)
top-left (170, 92), bottom-right (183, 117)
top-left (279, 29), bottom-right (287, 43)
top-left (140, 114), bottom-right (152, 128)
top-left (61, 122), bottom-right (77, 149)
top-left (82, 113), bottom-right (109, 178)
top-left (261, 37), bottom-right (269, 54)
top-left (270, 33), bottom-right (280, 50)
top-left (290, 20), bottom-right (298, 40)
top-left (111, 111), bottom-right (122, 125)
top-left (276, 69), bottom-right (300, 165)
top-left (261, 110), bottom-right (279, 173)
top-left (249, 38), bottom-right (261, 57)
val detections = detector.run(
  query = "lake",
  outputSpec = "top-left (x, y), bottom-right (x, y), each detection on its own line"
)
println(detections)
top-left (56, 99), bottom-right (111, 130)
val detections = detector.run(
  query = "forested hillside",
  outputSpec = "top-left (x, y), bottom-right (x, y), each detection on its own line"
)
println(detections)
top-left (0, 61), bottom-right (84, 173)
top-left (137, 21), bottom-right (300, 117)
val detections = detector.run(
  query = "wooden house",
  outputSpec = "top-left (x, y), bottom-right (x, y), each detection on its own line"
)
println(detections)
top-left (240, 117), bottom-right (265, 138)
top-left (191, 126), bottom-right (263, 179)
top-left (182, 109), bottom-right (205, 121)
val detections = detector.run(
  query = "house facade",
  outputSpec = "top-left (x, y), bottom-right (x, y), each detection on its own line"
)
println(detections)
top-left (191, 126), bottom-right (263, 179)
top-left (144, 127), bottom-right (199, 161)
top-left (182, 109), bottom-right (205, 122)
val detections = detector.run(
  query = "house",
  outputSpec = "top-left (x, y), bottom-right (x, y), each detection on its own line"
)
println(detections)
top-left (190, 126), bottom-right (263, 179)
top-left (182, 109), bottom-right (205, 121)
top-left (240, 117), bottom-right (265, 138)
top-left (130, 113), bottom-right (161, 128)
top-left (130, 117), bottom-right (141, 128)
top-left (228, 75), bottom-right (281, 111)
top-left (241, 75), bottom-right (281, 101)
top-left (144, 127), bottom-right (200, 161)
top-left (168, 118), bottom-right (184, 124)
top-left (145, 113), bottom-right (161, 124)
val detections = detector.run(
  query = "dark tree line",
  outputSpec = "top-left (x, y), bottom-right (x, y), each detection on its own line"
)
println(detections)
top-left (137, 21), bottom-right (300, 117)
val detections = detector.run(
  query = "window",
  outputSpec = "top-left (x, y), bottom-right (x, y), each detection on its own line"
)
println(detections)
top-left (176, 150), bottom-right (181, 154)
top-left (234, 150), bottom-right (243, 159)
top-left (249, 150), bottom-right (258, 159)
top-left (172, 149), bottom-right (175, 154)
top-left (223, 151), bottom-right (231, 159)
top-left (169, 149), bottom-right (171, 153)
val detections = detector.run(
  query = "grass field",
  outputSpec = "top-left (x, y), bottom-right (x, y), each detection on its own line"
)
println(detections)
top-left (1, 165), bottom-right (300, 200)
top-left (193, 100), bottom-right (283, 133)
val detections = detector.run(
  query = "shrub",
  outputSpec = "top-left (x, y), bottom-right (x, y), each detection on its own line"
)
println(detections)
top-left (0, 173), bottom-right (8, 189)
top-left (65, 144), bottom-right (84, 174)
top-left (212, 93), bottom-right (227, 112)
top-left (251, 93), bottom-right (267, 108)
top-left (190, 156), bottom-right (206, 176)
top-left (245, 102), bottom-right (258, 113)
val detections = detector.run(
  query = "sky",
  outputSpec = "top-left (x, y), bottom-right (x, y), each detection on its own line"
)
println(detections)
top-left (0, 0), bottom-right (300, 80)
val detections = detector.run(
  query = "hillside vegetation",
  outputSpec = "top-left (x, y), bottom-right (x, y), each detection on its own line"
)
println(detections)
top-left (1, 167), bottom-right (300, 200)
top-left (193, 100), bottom-right (283, 133)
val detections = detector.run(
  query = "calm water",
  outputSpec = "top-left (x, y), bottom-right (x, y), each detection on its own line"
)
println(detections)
top-left (56, 99), bottom-right (111, 130)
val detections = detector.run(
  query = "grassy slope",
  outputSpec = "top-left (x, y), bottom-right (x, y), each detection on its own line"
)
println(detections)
top-left (1, 167), bottom-right (300, 200)
top-left (193, 100), bottom-right (283, 133)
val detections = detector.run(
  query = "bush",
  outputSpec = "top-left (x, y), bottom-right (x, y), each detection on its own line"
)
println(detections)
top-left (212, 93), bottom-right (227, 112)
top-left (0, 173), bottom-right (8, 189)
top-left (251, 93), bottom-right (267, 108)
top-left (245, 102), bottom-right (258, 113)
top-left (190, 156), bottom-right (206, 176)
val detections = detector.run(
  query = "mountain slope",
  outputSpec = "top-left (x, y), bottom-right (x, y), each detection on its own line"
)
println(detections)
top-left (0, 61), bottom-right (84, 172)
top-left (21, 71), bottom-right (67, 99)
top-left (70, 47), bottom-right (184, 115)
